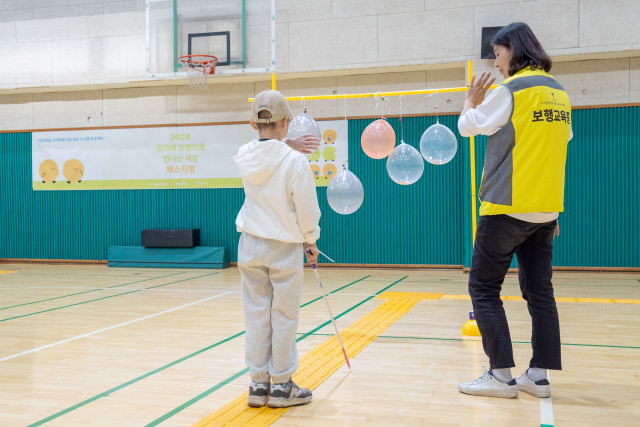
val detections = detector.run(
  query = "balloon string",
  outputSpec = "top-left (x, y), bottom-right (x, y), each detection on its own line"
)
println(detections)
top-left (374, 92), bottom-right (385, 119)
top-left (424, 92), bottom-right (434, 108)
top-left (343, 96), bottom-right (348, 171)
top-left (434, 90), bottom-right (439, 124)
top-left (399, 95), bottom-right (404, 143)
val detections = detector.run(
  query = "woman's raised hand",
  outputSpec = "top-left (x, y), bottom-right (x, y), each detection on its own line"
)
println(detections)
top-left (465, 72), bottom-right (496, 108)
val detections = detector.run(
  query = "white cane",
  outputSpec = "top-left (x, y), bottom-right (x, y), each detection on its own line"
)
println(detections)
top-left (307, 250), bottom-right (351, 370)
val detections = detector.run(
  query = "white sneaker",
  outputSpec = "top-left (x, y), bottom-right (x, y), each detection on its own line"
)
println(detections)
top-left (267, 380), bottom-right (312, 408)
top-left (516, 371), bottom-right (551, 398)
top-left (247, 381), bottom-right (270, 407)
top-left (458, 370), bottom-right (518, 398)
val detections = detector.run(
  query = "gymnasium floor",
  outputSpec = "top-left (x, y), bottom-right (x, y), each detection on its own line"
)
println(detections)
top-left (0, 263), bottom-right (638, 426)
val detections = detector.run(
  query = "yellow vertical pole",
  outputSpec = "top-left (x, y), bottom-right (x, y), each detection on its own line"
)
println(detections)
top-left (272, 73), bottom-right (276, 90)
top-left (467, 60), bottom-right (478, 245)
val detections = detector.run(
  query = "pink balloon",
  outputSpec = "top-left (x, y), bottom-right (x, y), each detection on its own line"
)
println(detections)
top-left (361, 119), bottom-right (396, 159)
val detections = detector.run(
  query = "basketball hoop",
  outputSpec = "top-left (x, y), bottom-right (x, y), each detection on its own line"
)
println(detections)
top-left (178, 55), bottom-right (218, 89)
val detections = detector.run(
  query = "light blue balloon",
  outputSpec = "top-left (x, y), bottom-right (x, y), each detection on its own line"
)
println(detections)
top-left (419, 123), bottom-right (458, 165)
top-left (287, 112), bottom-right (322, 139)
top-left (386, 142), bottom-right (424, 185)
top-left (327, 168), bottom-right (364, 215)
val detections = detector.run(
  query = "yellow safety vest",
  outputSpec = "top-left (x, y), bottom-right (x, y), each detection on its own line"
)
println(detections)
top-left (479, 67), bottom-right (572, 216)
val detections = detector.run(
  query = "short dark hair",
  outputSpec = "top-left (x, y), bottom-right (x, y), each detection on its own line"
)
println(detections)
top-left (255, 110), bottom-right (276, 131)
top-left (492, 22), bottom-right (552, 76)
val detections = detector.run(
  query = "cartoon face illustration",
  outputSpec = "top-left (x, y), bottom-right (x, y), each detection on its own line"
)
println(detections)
top-left (63, 159), bottom-right (84, 183)
top-left (322, 146), bottom-right (337, 161)
top-left (323, 163), bottom-right (338, 179)
top-left (323, 129), bottom-right (337, 144)
top-left (39, 159), bottom-right (59, 183)
top-left (309, 164), bottom-right (321, 179)
top-left (308, 149), bottom-right (321, 162)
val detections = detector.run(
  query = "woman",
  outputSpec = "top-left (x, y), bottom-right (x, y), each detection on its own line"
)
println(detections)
top-left (457, 22), bottom-right (572, 399)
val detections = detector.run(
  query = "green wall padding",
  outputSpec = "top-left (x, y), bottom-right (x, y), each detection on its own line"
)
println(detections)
top-left (1, 107), bottom-right (638, 268)
top-left (107, 246), bottom-right (229, 268)
top-left (1, 132), bottom-right (244, 261)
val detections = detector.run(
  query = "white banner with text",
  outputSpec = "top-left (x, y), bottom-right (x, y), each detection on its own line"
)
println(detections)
top-left (32, 120), bottom-right (347, 190)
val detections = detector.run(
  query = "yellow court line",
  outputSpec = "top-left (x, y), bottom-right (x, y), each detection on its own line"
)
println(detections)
top-left (193, 292), bottom-right (443, 427)
top-left (0, 271), bottom-right (18, 274)
top-left (441, 295), bottom-right (640, 304)
top-left (440, 294), bottom-right (472, 300)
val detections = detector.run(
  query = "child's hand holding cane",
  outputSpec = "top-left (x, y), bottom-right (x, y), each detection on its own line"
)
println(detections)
top-left (304, 243), bottom-right (319, 265)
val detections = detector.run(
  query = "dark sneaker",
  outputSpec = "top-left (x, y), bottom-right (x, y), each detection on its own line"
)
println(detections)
top-left (248, 381), bottom-right (270, 407)
top-left (516, 371), bottom-right (551, 398)
top-left (267, 380), bottom-right (312, 408)
top-left (458, 370), bottom-right (518, 398)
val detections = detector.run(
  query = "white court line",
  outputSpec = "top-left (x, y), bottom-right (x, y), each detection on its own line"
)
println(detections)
top-left (0, 291), bottom-right (233, 363)
top-left (0, 284), bottom-right (231, 293)
top-left (540, 371), bottom-right (555, 426)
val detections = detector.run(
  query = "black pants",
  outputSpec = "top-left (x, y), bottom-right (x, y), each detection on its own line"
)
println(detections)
top-left (469, 214), bottom-right (562, 370)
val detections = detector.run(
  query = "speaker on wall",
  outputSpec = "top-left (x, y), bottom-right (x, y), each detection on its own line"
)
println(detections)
top-left (481, 26), bottom-right (503, 59)
top-left (141, 229), bottom-right (201, 248)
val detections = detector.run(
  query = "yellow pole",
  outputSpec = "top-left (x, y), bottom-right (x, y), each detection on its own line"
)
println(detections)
top-left (468, 60), bottom-right (478, 246)
top-left (249, 86), bottom-right (469, 102)
top-left (252, 61), bottom-right (487, 250)
top-left (470, 134), bottom-right (478, 246)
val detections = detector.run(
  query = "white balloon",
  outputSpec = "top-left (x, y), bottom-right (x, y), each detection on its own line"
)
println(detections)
top-left (386, 142), bottom-right (424, 185)
top-left (287, 112), bottom-right (321, 139)
top-left (327, 169), bottom-right (364, 215)
top-left (419, 123), bottom-right (458, 165)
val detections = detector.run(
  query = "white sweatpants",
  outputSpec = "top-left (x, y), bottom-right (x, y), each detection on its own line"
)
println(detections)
top-left (237, 232), bottom-right (303, 384)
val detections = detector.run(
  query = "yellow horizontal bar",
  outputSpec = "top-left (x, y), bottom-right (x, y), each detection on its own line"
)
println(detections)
top-left (248, 85), bottom-right (499, 103)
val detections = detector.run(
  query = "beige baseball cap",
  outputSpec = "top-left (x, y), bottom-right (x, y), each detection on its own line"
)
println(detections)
top-left (251, 89), bottom-right (292, 123)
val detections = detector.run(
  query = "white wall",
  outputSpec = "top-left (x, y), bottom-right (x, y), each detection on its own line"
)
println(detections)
top-left (0, 0), bottom-right (639, 131)
top-left (0, 0), bottom-right (144, 22)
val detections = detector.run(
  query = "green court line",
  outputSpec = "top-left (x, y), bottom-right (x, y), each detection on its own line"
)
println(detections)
top-left (300, 333), bottom-right (640, 350)
top-left (28, 274), bottom-right (373, 426)
top-left (0, 273), bottom-right (218, 323)
top-left (0, 272), bottom-right (187, 311)
top-left (0, 272), bottom-right (168, 277)
top-left (297, 276), bottom-right (408, 342)
top-left (145, 367), bottom-right (250, 427)
top-left (300, 274), bottom-right (371, 308)
top-left (145, 275), bottom-right (408, 427)
top-left (27, 331), bottom-right (246, 427)
top-left (556, 342), bottom-right (640, 349)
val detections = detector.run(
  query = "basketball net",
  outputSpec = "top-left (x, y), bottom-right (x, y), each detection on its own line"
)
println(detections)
top-left (178, 55), bottom-right (218, 89)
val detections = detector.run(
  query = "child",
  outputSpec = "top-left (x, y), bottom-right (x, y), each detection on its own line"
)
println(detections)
top-left (233, 89), bottom-right (321, 408)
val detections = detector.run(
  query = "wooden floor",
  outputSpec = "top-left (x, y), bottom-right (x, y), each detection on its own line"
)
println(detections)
top-left (0, 263), bottom-right (638, 427)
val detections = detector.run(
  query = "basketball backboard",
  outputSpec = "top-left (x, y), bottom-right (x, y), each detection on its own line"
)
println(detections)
top-left (146, 0), bottom-right (275, 78)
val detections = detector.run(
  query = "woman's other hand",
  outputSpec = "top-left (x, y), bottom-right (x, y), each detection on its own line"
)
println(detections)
top-left (461, 72), bottom-right (496, 115)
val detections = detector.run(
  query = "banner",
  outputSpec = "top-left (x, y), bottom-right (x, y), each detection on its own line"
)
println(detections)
top-left (32, 120), bottom-right (347, 190)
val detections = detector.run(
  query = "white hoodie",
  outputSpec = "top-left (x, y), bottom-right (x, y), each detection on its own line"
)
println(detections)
top-left (233, 138), bottom-right (321, 244)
